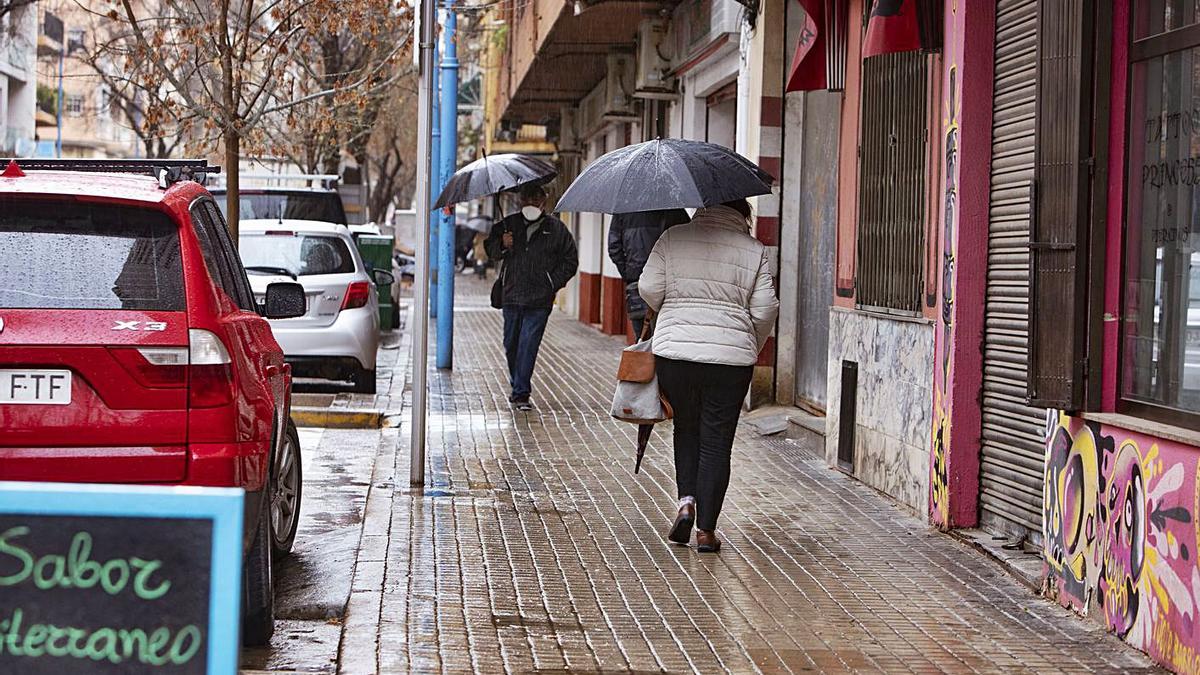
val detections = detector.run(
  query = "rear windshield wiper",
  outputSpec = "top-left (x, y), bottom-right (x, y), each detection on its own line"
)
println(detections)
top-left (245, 266), bottom-right (298, 280)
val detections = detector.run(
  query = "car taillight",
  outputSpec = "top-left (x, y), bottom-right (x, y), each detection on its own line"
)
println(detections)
top-left (341, 281), bottom-right (371, 310)
top-left (110, 347), bottom-right (188, 388)
top-left (188, 329), bottom-right (234, 408)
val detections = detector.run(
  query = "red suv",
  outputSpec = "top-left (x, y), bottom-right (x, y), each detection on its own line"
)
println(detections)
top-left (0, 159), bottom-right (305, 645)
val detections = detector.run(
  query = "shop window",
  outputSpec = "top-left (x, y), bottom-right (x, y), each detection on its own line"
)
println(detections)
top-left (1121, 5), bottom-right (1200, 425)
top-left (854, 50), bottom-right (929, 314)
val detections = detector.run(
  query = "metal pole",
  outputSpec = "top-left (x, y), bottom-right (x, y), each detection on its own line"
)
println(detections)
top-left (436, 0), bottom-right (458, 369)
top-left (56, 39), bottom-right (64, 158)
top-left (410, 0), bottom-right (437, 488)
top-left (429, 36), bottom-right (441, 319)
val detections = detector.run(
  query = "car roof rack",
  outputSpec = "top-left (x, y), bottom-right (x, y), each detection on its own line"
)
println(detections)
top-left (1, 158), bottom-right (220, 188)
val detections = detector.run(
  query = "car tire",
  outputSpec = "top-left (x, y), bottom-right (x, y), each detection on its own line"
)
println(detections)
top-left (270, 421), bottom-right (302, 559)
top-left (242, 489), bottom-right (275, 647)
top-left (352, 368), bottom-right (377, 394)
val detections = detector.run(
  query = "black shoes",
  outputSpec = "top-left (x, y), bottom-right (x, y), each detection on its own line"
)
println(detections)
top-left (511, 395), bottom-right (532, 411)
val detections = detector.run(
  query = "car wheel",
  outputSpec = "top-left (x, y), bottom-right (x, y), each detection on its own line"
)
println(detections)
top-left (270, 421), bottom-right (302, 558)
top-left (242, 489), bottom-right (275, 647)
top-left (352, 367), bottom-right (377, 394)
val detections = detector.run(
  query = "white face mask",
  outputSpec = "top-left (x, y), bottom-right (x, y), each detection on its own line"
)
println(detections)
top-left (521, 206), bottom-right (543, 221)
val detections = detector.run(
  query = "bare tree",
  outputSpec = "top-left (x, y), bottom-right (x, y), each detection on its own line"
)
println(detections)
top-left (365, 79), bottom-right (418, 216)
top-left (89, 0), bottom-right (407, 242)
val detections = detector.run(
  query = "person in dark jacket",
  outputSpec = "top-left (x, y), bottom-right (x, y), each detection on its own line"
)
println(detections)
top-left (607, 209), bottom-right (690, 337)
top-left (484, 185), bottom-right (579, 410)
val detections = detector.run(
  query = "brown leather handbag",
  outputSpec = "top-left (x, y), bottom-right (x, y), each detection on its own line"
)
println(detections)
top-left (615, 314), bottom-right (655, 383)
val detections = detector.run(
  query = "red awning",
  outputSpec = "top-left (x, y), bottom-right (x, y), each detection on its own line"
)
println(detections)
top-left (863, 0), bottom-right (923, 58)
top-left (785, 0), bottom-right (825, 92)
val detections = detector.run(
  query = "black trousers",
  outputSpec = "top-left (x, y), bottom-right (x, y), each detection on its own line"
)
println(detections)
top-left (656, 357), bottom-right (754, 531)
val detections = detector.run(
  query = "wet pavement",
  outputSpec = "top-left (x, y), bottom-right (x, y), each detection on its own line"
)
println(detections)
top-left (245, 280), bottom-right (1161, 674)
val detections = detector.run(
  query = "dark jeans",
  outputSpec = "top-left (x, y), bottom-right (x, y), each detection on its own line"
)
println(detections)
top-left (502, 306), bottom-right (552, 399)
top-left (656, 357), bottom-right (754, 531)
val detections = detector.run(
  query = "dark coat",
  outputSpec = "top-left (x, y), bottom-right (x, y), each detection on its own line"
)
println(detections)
top-left (607, 209), bottom-right (690, 283)
top-left (485, 213), bottom-right (579, 308)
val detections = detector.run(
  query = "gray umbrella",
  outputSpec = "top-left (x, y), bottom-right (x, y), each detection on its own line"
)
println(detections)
top-left (432, 153), bottom-right (556, 210)
top-left (555, 138), bottom-right (774, 214)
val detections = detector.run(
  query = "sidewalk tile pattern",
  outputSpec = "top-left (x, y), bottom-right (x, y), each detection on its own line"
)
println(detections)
top-left (377, 281), bottom-right (1160, 674)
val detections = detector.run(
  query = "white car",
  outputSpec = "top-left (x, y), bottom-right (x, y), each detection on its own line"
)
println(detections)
top-left (239, 219), bottom-right (393, 393)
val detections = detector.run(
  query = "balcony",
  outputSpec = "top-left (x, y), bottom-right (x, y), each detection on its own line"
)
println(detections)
top-left (493, 0), bottom-right (675, 127)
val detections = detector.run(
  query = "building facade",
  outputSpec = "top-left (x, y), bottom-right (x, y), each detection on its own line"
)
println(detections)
top-left (1, 1), bottom-right (37, 157)
top-left (34, 4), bottom-right (141, 159)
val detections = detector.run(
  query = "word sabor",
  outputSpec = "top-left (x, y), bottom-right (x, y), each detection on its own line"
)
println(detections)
top-left (0, 525), bottom-right (203, 667)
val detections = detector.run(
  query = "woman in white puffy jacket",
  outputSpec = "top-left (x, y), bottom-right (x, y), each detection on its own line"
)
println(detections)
top-left (638, 199), bottom-right (779, 553)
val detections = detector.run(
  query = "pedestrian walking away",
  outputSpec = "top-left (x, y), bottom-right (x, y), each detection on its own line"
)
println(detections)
top-left (638, 199), bottom-right (779, 552)
top-left (484, 185), bottom-right (579, 410)
top-left (607, 208), bottom-right (690, 337)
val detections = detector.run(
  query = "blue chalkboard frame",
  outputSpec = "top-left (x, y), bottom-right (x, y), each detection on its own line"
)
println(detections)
top-left (0, 482), bottom-right (245, 675)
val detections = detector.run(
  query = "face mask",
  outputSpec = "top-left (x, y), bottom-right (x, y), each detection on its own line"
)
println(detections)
top-left (521, 206), bottom-right (543, 221)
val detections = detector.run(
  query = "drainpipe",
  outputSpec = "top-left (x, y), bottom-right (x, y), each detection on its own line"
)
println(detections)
top-left (734, 19), bottom-right (753, 157)
top-left (437, 0), bottom-right (459, 369)
top-left (429, 35), bottom-right (441, 318)
top-left (411, 0), bottom-right (437, 487)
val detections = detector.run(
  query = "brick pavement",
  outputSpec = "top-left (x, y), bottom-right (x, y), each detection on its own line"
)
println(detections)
top-left (360, 279), bottom-right (1160, 674)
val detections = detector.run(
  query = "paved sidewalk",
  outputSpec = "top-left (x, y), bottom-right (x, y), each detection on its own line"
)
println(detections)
top-left (356, 279), bottom-right (1159, 674)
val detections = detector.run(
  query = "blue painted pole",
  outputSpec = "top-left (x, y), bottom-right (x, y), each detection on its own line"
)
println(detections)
top-left (55, 41), bottom-right (64, 158)
top-left (429, 36), bottom-right (441, 319)
top-left (436, 0), bottom-right (458, 370)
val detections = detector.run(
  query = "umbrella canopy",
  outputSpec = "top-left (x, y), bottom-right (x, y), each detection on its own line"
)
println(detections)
top-left (555, 138), bottom-right (774, 214)
top-left (433, 153), bottom-right (556, 210)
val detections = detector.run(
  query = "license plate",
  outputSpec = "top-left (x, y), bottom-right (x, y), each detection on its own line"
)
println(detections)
top-left (0, 369), bottom-right (72, 405)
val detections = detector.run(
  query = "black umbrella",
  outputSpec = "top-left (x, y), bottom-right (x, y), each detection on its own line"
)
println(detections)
top-left (555, 138), bottom-right (774, 214)
top-left (433, 153), bottom-right (556, 210)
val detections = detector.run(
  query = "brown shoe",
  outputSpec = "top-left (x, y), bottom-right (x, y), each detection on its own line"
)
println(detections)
top-left (668, 502), bottom-right (695, 545)
top-left (696, 530), bottom-right (721, 553)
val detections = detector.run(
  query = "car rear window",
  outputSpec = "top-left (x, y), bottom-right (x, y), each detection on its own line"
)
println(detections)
top-left (240, 234), bottom-right (356, 276)
top-left (213, 191), bottom-right (346, 224)
top-left (0, 200), bottom-right (185, 310)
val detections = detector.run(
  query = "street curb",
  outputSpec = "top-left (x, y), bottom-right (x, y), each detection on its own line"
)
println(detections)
top-left (291, 407), bottom-right (383, 429)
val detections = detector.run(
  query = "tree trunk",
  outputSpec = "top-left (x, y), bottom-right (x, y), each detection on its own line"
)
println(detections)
top-left (225, 131), bottom-right (240, 244)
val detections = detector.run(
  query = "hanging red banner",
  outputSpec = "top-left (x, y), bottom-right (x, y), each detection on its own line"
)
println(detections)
top-left (862, 0), bottom-right (922, 58)
top-left (785, 0), bottom-right (826, 91)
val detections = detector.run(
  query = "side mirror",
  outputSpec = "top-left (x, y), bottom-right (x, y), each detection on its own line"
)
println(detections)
top-left (372, 269), bottom-right (395, 287)
top-left (263, 282), bottom-right (306, 319)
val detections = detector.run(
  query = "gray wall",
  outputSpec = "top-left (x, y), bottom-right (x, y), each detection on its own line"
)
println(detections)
top-left (776, 0), bottom-right (839, 411)
top-left (825, 309), bottom-right (933, 512)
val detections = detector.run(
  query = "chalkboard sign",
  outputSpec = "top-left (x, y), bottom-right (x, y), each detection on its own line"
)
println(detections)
top-left (0, 483), bottom-right (244, 675)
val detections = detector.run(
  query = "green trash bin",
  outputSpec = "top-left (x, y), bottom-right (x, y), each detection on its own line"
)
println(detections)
top-left (354, 234), bottom-right (396, 330)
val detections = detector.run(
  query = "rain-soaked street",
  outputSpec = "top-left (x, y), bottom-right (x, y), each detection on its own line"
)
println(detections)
top-left (240, 279), bottom-right (1161, 674)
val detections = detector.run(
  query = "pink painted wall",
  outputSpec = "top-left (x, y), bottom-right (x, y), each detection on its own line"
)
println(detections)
top-left (1045, 413), bottom-right (1200, 672)
top-left (928, 0), bottom-right (995, 528)
top-left (1102, 1), bottom-right (1131, 411)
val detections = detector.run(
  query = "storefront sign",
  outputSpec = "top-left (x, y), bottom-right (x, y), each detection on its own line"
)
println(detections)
top-left (0, 482), bottom-right (244, 674)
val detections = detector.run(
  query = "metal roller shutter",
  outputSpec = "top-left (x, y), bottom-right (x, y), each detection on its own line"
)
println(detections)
top-left (979, 0), bottom-right (1047, 542)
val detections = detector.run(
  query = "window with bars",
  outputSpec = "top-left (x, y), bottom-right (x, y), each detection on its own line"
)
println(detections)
top-left (854, 50), bottom-right (930, 314)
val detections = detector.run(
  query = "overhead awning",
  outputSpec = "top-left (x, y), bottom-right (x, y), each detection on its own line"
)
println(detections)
top-left (785, 0), bottom-right (824, 91)
top-left (785, 0), bottom-right (848, 92)
top-left (862, 0), bottom-right (941, 58)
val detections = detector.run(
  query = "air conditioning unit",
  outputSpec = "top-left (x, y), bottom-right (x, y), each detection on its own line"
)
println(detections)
top-left (635, 19), bottom-right (675, 98)
top-left (602, 52), bottom-right (638, 121)
top-left (558, 107), bottom-right (580, 153)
